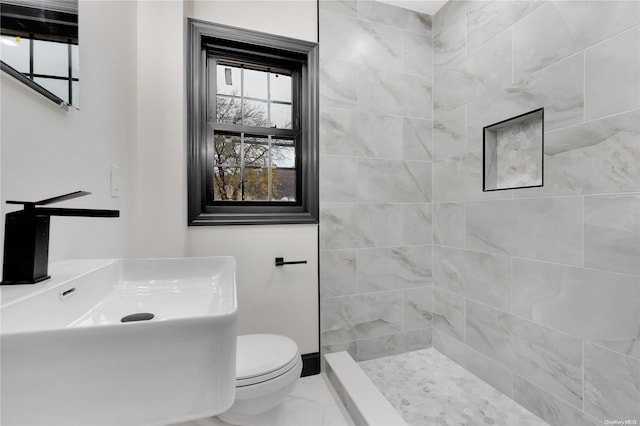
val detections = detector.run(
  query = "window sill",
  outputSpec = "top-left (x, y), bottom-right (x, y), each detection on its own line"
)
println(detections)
top-left (188, 211), bottom-right (318, 226)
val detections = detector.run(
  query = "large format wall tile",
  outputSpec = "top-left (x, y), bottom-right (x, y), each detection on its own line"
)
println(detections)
top-left (319, 155), bottom-right (357, 202)
top-left (402, 117), bottom-right (432, 161)
top-left (320, 203), bottom-right (402, 249)
top-left (518, 110), bottom-right (640, 198)
top-left (433, 202), bottom-right (465, 248)
top-left (320, 107), bottom-right (402, 158)
top-left (433, 151), bottom-right (512, 202)
top-left (466, 300), bottom-right (583, 407)
top-left (513, 375), bottom-right (601, 426)
top-left (512, 1), bottom-right (640, 79)
top-left (433, 105), bottom-right (465, 160)
top-left (585, 195), bottom-right (640, 277)
top-left (357, 0), bottom-right (431, 34)
top-left (402, 31), bottom-right (433, 80)
top-left (404, 287), bottom-right (433, 331)
top-left (402, 203), bottom-right (432, 245)
top-left (433, 0), bottom-right (465, 66)
top-left (434, 246), bottom-right (511, 311)
top-left (319, 10), bottom-right (401, 71)
top-left (585, 26), bottom-right (640, 120)
top-left (433, 330), bottom-right (513, 397)
top-left (320, 250), bottom-right (357, 298)
top-left (512, 258), bottom-right (640, 359)
top-left (584, 343), bottom-right (640, 421)
top-left (466, 1), bottom-right (544, 53)
top-left (358, 68), bottom-right (433, 118)
top-left (433, 287), bottom-right (465, 342)
top-left (321, 291), bottom-right (404, 344)
top-left (356, 329), bottom-right (432, 362)
top-left (357, 245), bottom-right (432, 292)
top-left (585, 194), bottom-right (640, 275)
top-left (401, 73), bottom-right (433, 119)
top-left (318, 0), bottom-right (356, 17)
top-left (356, 67), bottom-right (403, 116)
top-left (466, 53), bottom-right (584, 151)
top-left (434, 30), bottom-right (512, 114)
top-left (466, 197), bottom-right (583, 266)
top-left (358, 159), bottom-right (432, 202)
top-left (319, 61), bottom-right (358, 108)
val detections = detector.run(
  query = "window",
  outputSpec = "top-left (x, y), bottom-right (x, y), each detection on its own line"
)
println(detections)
top-left (187, 19), bottom-right (319, 225)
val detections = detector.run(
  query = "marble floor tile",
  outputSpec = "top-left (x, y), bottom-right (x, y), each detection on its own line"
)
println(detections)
top-left (171, 374), bottom-right (353, 426)
top-left (359, 348), bottom-right (548, 426)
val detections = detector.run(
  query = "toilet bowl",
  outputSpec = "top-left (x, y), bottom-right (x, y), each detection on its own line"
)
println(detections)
top-left (217, 334), bottom-right (302, 425)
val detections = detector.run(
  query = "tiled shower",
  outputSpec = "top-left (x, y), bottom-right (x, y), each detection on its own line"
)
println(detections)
top-left (318, 0), bottom-right (640, 425)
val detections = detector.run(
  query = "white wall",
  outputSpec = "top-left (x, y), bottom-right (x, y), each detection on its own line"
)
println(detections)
top-left (0, 0), bottom-right (138, 263)
top-left (188, 0), bottom-right (318, 42)
top-left (133, 0), bottom-right (319, 354)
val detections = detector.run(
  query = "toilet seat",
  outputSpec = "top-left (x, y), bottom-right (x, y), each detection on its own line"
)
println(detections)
top-left (235, 334), bottom-right (300, 387)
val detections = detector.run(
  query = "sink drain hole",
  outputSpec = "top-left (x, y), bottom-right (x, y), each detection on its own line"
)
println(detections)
top-left (121, 313), bottom-right (155, 323)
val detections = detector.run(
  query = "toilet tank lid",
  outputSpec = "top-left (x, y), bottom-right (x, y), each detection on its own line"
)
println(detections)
top-left (236, 334), bottom-right (299, 379)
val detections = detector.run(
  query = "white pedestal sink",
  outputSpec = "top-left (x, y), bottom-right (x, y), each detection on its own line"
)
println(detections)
top-left (0, 257), bottom-right (238, 426)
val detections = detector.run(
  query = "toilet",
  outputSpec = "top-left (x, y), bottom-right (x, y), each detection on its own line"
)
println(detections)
top-left (218, 334), bottom-right (303, 425)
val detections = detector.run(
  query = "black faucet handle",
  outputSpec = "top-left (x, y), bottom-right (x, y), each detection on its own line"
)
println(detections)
top-left (6, 190), bottom-right (91, 206)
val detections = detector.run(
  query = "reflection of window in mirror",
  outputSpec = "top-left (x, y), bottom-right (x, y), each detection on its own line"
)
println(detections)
top-left (0, 0), bottom-right (79, 108)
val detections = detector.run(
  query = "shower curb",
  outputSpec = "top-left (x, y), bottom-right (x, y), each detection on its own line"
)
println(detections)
top-left (324, 351), bottom-right (407, 426)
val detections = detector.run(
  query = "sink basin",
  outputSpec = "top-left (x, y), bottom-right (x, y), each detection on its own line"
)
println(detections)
top-left (0, 257), bottom-right (238, 426)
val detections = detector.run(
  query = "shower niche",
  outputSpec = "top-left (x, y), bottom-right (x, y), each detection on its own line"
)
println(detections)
top-left (483, 108), bottom-right (544, 191)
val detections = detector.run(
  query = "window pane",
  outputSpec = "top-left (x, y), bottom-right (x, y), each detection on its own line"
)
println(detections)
top-left (243, 68), bottom-right (267, 100)
top-left (33, 40), bottom-right (68, 77)
top-left (214, 167), bottom-right (242, 201)
top-left (72, 81), bottom-right (79, 107)
top-left (270, 73), bottom-right (291, 102)
top-left (213, 133), bottom-right (241, 166)
top-left (71, 44), bottom-right (79, 79)
top-left (242, 168), bottom-right (269, 201)
top-left (271, 145), bottom-right (295, 168)
top-left (272, 169), bottom-right (296, 201)
top-left (1, 35), bottom-right (30, 73)
top-left (243, 99), bottom-right (268, 127)
top-left (216, 65), bottom-right (241, 96)
top-left (270, 103), bottom-right (292, 129)
top-left (244, 137), bottom-right (269, 167)
top-left (34, 77), bottom-right (69, 103)
top-left (216, 96), bottom-right (242, 124)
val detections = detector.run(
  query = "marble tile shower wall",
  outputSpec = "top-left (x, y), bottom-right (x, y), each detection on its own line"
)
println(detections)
top-left (318, 0), bottom-right (434, 363)
top-left (430, 1), bottom-right (640, 426)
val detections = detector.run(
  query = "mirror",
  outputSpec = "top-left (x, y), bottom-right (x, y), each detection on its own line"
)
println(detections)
top-left (0, 0), bottom-right (79, 109)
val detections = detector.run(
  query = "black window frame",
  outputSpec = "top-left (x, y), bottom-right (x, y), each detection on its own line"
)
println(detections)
top-left (187, 19), bottom-right (319, 226)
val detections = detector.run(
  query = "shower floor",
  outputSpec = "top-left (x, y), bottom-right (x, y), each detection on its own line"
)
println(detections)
top-left (359, 348), bottom-right (549, 426)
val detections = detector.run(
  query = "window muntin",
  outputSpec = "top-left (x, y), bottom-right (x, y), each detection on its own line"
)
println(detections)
top-left (211, 132), bottom-right (296, 202)
top-left (208, 56), bottom-right (300, 205)
top-left (214, 62), bottom-right (293, 129)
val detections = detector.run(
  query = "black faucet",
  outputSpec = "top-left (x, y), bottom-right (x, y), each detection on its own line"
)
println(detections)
top-left (1, 191), bottom-right (120, 285)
